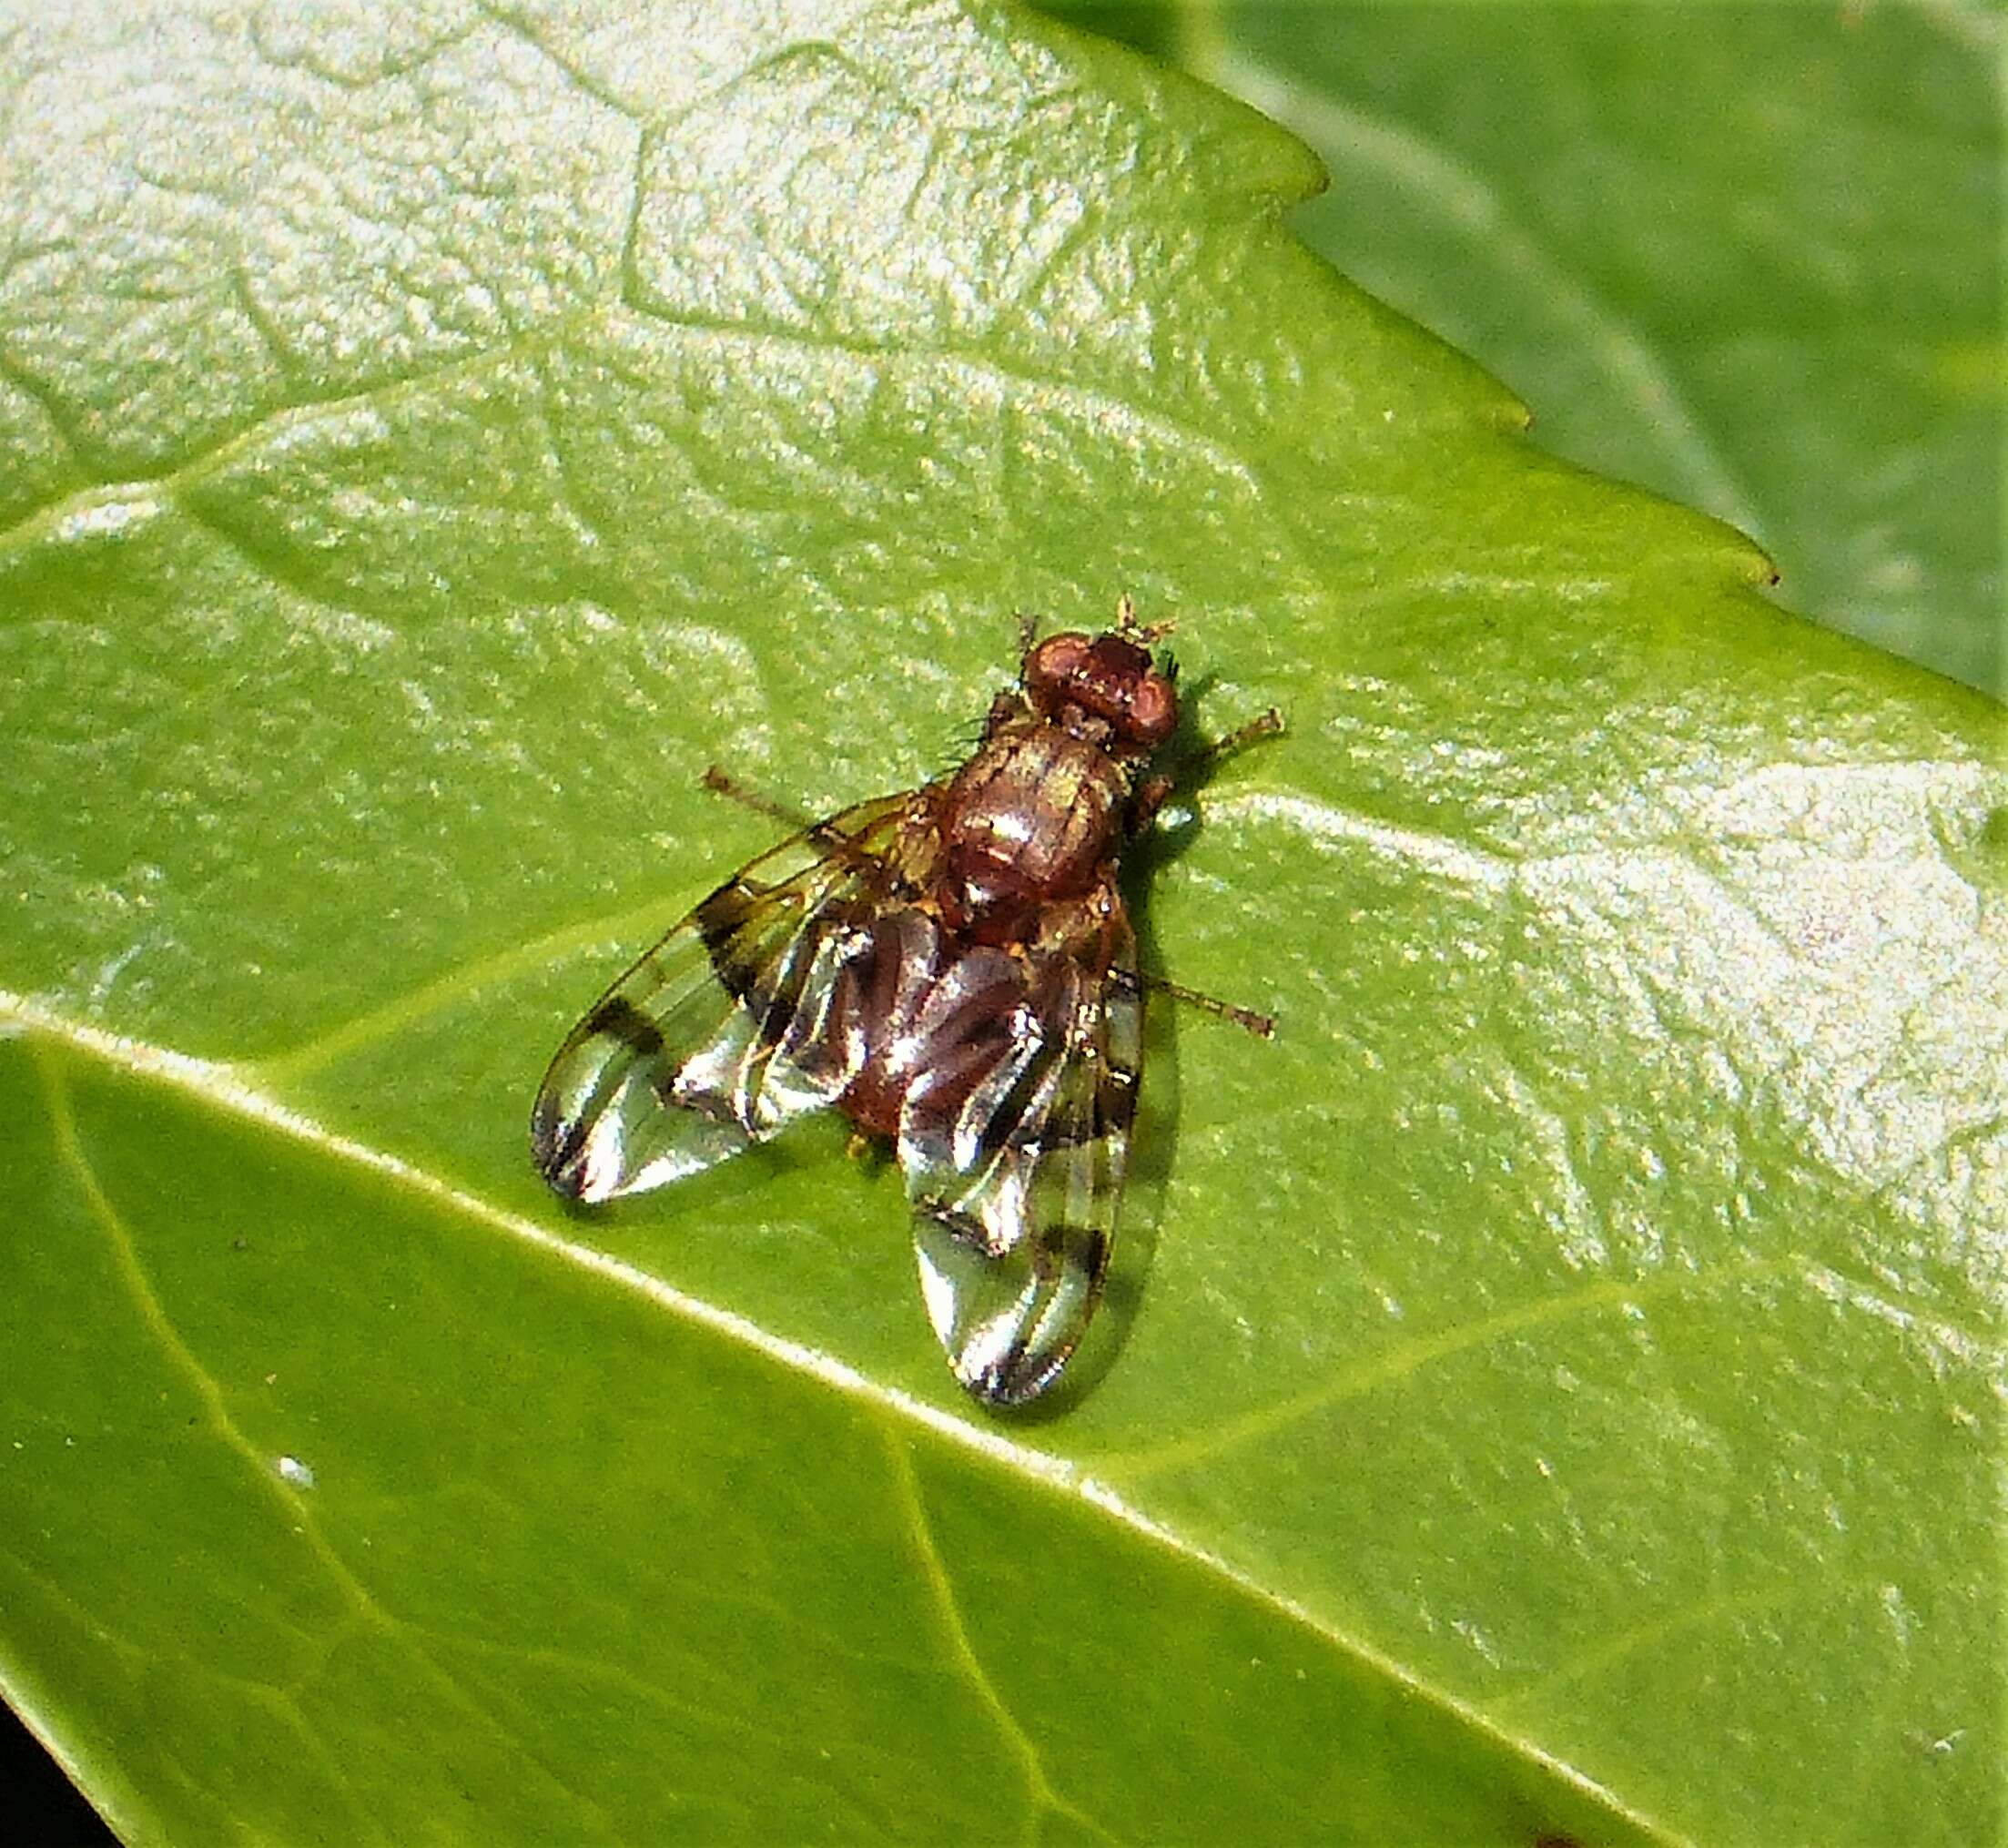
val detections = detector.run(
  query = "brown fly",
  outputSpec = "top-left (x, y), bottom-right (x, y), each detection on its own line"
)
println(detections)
top-left (531, 597), bottom-right (1279, 1406)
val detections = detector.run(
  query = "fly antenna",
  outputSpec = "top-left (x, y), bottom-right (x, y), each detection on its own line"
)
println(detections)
top-left (1117, 592), bottom-right (1175, 645)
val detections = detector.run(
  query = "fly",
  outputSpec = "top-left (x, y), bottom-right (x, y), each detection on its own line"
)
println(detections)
top-left (531, 598), bottom-right (1279, 1405)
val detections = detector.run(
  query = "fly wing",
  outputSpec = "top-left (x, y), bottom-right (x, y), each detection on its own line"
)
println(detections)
top-left (904, 910), bottom-right (1141, 1406)
top-left (532, 793), bottom-right (925, 1203)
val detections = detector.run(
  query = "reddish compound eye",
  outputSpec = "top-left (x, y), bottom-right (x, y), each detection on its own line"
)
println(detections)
top-left (1027, 633), bottom-right (1094, 703)
top-left (1127, 673), bottom-right (1177, 746)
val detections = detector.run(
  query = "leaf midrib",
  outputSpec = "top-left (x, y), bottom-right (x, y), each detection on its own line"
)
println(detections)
top-left (2, 984), bottom-right (1685, 1847)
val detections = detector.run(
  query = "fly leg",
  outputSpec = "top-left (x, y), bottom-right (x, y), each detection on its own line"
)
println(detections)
top-left (1113, 967), bottom-right (1275, 1040)
top-left (700, 765), bottom-right (816, 830)
top-left (1167, 706), bottom-right (1284, 787)
top-left (1127, 705), bottom-right (1284, 835)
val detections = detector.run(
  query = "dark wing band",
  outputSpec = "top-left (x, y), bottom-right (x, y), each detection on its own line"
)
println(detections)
top-left (531, 794), bottom-right (921, 1203)
top-left (903, 912), bottom-right (1141, 1406)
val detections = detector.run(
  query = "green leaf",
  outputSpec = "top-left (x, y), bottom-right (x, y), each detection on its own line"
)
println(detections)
top-left (1, 2), bottom-right (2000, 1843)
top-left (1045, 0), bottom-right (2004, 696)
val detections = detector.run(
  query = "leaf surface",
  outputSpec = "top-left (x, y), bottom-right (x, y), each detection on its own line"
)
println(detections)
top-left (1046, 0), bottom-right (2004, 694)
top-left (1, 3), bottom-right (2002, 1843)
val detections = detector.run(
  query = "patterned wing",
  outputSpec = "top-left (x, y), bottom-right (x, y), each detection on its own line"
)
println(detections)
top-left (532, 794), bottom-right (924, 1203)
top-left (903, 910), bottom-right (1141, 1406)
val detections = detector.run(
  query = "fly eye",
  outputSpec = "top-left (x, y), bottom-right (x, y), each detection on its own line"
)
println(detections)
top-left (1030, 633), bottom-right (1092, 676)
top-left (1027, 633), bottom-right (1094, 707)
top-left (1129, 675), bottom-right (1177, 744)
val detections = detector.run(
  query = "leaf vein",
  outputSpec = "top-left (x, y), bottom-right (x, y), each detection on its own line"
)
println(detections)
top-left (1090, 1256), bottom-right (1807, 1484)
top-left (881, 1426), bottom-right (1124, 1848)
top-left (1485, 1573), bottom-right (1899, 1727)
top-left (33, 1041), bottom-right (631, 1848)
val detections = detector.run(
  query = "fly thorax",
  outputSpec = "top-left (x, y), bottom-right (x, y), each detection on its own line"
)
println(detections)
top-left (942, 726), bottom-right (1125, 915)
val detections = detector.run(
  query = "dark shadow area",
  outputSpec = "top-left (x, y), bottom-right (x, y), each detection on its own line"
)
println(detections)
top-left (998, 672), bottom-right (1276, 1425)
top-left (1029, 2), bottom-right (1182, 64)
top-left (0, 1701), bottom-right (113, 1846)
